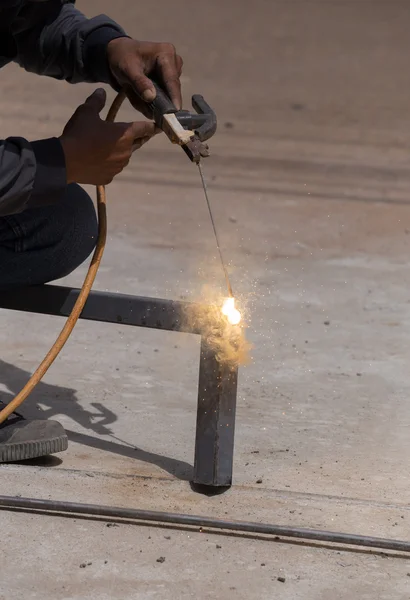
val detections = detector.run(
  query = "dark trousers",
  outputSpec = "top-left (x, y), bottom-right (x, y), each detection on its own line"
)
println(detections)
top-left (0, 184), bottom-right (97, 289)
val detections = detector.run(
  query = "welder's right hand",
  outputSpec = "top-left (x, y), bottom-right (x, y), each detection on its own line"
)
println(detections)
top-left (59, 88), bottom-right (160, 185)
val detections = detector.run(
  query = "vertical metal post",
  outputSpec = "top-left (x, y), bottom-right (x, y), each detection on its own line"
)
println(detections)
top-left (193, 339), bottom-right (238, 487)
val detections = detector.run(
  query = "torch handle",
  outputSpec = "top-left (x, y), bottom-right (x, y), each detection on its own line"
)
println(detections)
top-left (148, 81), bottom-right (177, 127)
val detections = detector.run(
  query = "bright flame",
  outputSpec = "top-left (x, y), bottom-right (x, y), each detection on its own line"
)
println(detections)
top-left (222, 297), bottom-right (241, 325)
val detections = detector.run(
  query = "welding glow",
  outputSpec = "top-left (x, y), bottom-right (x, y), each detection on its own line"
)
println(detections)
top-left (222, 297), bottom-right (241, 325)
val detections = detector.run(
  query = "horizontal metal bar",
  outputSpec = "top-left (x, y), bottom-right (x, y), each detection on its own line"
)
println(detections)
top-left (1, 495), bottom-right (410, 553)
top-left (0, 285), bottom-right (205, 334)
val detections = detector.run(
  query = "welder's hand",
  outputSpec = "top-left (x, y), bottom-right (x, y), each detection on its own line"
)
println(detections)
top-left (106, 38), bottom-right (183, 118)
top-left (59, 89), bottom-right (159, 185)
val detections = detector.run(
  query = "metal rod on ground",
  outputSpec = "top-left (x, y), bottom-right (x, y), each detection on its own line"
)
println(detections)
top-left (1, 495), bottom-right (409, 553)
top-left (198, 163), bottom-right (234, 298)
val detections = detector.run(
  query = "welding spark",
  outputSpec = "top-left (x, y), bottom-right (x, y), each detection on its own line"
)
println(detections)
top-left (222, 297), bottom-right (241, 325)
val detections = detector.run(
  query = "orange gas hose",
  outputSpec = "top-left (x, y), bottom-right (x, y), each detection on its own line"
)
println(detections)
top-left (0, 91), bottom-right (127, 425)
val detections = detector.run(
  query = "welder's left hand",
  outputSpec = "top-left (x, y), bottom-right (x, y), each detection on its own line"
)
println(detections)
top-left (107, 38), bottom-right (183, 118)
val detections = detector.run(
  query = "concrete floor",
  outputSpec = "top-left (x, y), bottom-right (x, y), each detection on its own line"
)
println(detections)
top-left (1, 1), bottom-right (410, 598)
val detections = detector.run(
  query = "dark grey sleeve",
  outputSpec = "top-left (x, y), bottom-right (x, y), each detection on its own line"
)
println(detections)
top-left (0, 137), bottom-right (67, 216)
top-left (11, 0), bottom-right (127, 84)
top-left (0, 1), bottom-right (128, 216)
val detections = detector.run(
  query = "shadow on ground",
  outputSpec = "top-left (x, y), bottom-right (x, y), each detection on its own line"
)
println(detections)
top-left (0, 359), bottom-right (192, 480)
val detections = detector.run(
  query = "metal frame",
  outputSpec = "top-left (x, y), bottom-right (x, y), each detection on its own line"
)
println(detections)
top-left (0, 285), bottom-right (238, 488)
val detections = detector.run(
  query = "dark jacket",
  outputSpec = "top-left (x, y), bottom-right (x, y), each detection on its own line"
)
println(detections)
top-left (0, 0), bottom-right (126, 215)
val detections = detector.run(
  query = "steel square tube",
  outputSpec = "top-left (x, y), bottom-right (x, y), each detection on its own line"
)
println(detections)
top-left (193, 340), bottom-right (238, 486)
top-left (0, 284), bottom-right (201, 333)
top-left (0, 285), bottom-right (238, 487)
